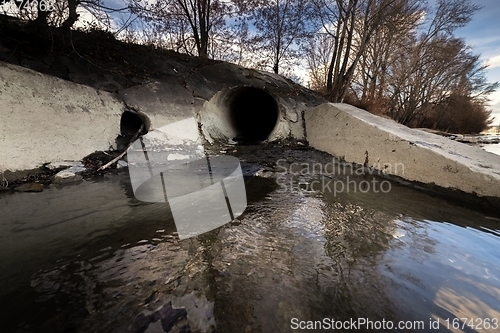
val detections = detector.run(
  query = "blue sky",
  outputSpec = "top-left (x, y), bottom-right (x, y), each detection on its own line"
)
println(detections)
top-left (454, 0), bottom-right (500, 125)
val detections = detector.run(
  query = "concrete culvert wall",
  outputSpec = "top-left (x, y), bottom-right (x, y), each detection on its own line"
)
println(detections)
top-left (199, 86), bottom-right (284, 143)
top-left (120, 111), bottom-right (149, 136)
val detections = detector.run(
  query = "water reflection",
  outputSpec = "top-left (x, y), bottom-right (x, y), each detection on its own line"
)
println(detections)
top-left (1, 146), bottom-right (500, 332)
top-left (382, 218), bottom-right (500, 332)
top-left (209, 192), bottom-right (399, 333)
top-left (317, 169), bottom-right (500, 332)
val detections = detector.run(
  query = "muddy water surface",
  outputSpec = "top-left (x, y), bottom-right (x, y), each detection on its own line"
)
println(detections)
top-left (1, 145), bottom-right (500, 332)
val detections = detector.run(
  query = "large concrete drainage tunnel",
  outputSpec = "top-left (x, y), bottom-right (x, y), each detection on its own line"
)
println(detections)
top-left (199, 86), bottom-right (280, 143)
top-left (228, 87), bottom-right (279, 142)
top-left (118, 86), bottom-right (282, 146)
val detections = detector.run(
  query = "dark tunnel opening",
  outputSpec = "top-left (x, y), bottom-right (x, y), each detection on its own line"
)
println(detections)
top-left (228, 87), bottom-right (279, 142)
top-left (120, 111), bottom-right (147, 136)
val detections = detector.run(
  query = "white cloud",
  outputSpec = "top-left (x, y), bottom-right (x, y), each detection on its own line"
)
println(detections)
top-left (486, 55), bottom-right (500, 70)
top-left (490, 111), bottom-right (500, 126)
top-left (465, 35), bottom-right (500, 48)
top-left (488, 91), bottom-right (500, 126)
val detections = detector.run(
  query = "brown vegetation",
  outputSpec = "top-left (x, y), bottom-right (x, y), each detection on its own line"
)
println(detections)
top-left (305, 0), bottom-right (498, 133)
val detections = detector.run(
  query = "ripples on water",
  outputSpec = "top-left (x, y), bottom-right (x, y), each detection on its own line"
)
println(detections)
top-left (1, 147), bottom-right (500, 332)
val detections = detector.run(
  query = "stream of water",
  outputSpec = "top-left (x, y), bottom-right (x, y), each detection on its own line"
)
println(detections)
top-left (1, 146), bottom-right (499, 332)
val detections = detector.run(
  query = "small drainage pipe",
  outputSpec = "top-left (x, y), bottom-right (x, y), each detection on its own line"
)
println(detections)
top-left (120, 110), bottom-right (150, 136)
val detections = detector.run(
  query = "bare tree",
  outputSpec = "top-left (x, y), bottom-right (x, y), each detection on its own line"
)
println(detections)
top-left (351, 0), bottom-right (422, 113)
top-left (386, 0), bottom-right (497, 127)
top-left (305, 32), bottom-right (335, 92)
top-left (310, 0), bottom-right (406, 102)
top-left (129, 0), bottom-right (232, 58)
top-left (3, 0), bottom-right (128, 29)
top-left (419, 94), bottom-right (494, 133)
top-left (304, 0), bottom-right (497, 132)
top-left (247, 0), bottom-right (312, 74)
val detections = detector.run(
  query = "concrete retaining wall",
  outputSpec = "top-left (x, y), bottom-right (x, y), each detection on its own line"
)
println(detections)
top-left (305, 103), bottom-right (500, 199)
top-left (3, 59), bottom-right (500, 203)
top-left (0, 60), bottom-right (319, 174)
top-left (0, 62), bottom-right (124, 172)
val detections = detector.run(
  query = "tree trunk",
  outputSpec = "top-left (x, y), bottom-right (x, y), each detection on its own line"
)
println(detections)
top-left (274, 34), bottom-right (281, 73)
top-left (197, 0), bottom-right (209, 58)
top-left (63, 0), bottom-right (80, 29)
top-left (199, 33), bottom-right (209, 58)
top-left (34, 4), bottom-right (50, 27)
